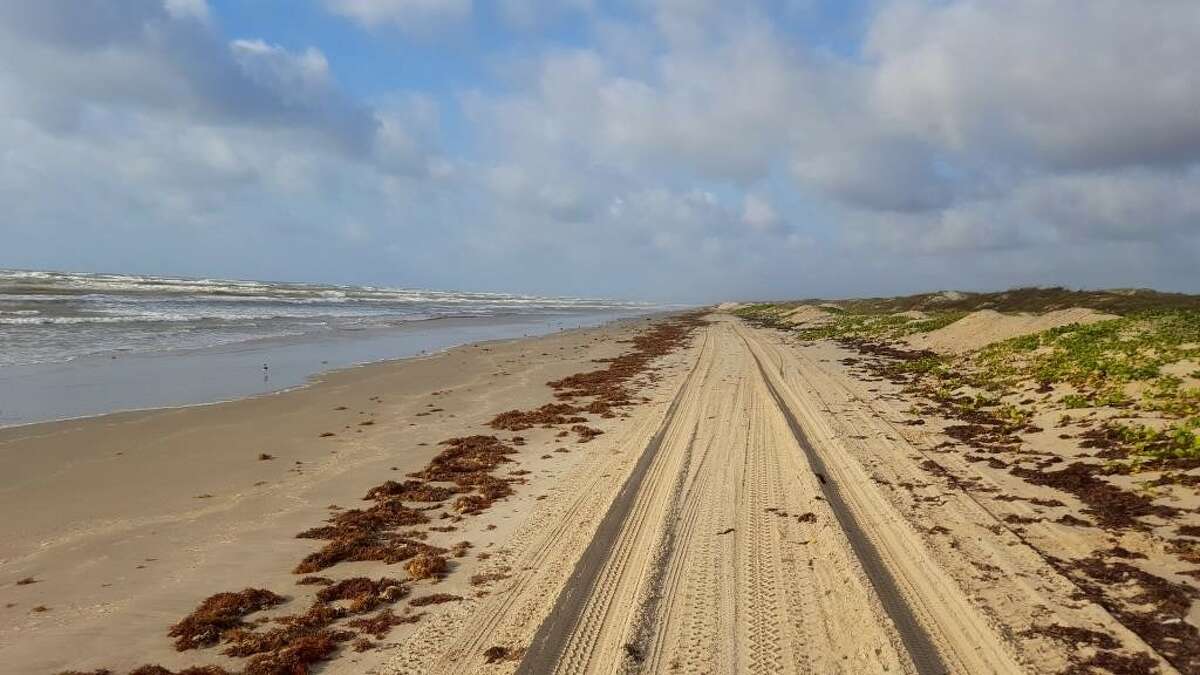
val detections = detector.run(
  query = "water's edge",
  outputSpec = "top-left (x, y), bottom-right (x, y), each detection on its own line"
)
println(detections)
top-left (0, 311), bottom-right (655, 429)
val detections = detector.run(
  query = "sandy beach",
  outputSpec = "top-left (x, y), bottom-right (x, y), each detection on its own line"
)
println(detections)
top-left (7, 3), bottom-right (1197, 672)
top-left (4, 308), bottom-right (1198, 675)
top-left (0, 315), bottom-right (684, 673)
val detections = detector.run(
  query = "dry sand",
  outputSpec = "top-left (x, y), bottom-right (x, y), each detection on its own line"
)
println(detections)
top-left (906, 307), bottom-right (1117, 354)
top-left (781, 304), bottom-right (833, 327)
top-left (3, 311), bottom-right (1186, 674)
top-left (0, 318), bottom-right (664, 674)
top-left (384, 317), bottom-right (1166, 675)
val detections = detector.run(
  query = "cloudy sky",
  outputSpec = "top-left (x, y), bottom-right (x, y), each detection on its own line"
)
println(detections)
top-left (1, 1), bottom-right (1198, 302)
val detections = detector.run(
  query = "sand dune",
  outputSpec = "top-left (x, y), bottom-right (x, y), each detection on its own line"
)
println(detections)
top-left (906, 307), bottom-right (1117, 354)
top-left (782, 304), bottom-right (833, 326)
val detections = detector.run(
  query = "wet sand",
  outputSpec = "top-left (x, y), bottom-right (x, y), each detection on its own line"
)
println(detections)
top-left (0, 312), bottom-right (642, 428)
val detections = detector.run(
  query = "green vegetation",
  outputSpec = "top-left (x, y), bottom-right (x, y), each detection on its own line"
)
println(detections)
top-left (972, 310), bottom-right (1200, 415)
top-left (1061, 394), bottom-right (1091, 409)
top-left (731, 292), bottom-right (1200, 471)
top-left (1102, 418), bottom-right (1200, 462)
top-left (733, 299), bottom-right (967, 343)
top-left (793, 310), bottom-right (967, 341)
top-left (891, 354), bottom-right (948, 376)
top-left (731, 303), bottom-right (795, 328)
top-left (821, 286), bottom-right (1200, 316)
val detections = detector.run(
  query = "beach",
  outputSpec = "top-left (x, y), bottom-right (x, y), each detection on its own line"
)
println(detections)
top-left (6, 3), bottom-right (1196, 672)
top-left (0, 269), bottom-right (656, 428)
top-left (4, 307), bottom-right (1197, 674)
top-left (0, 315), bottom-right (682, 673)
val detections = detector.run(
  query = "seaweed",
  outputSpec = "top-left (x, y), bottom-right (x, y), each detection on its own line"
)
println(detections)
top-left (296, 499), bottom-right (432, 535)
top-left (168, 588), bottom-right (286, 651)
top-left (351, 638), bottom-right (374, 652)
top-left (242, 631), bottom-right (343, 675)
top-left (315, 577), bottom-right (406, 612)
top-left (294, 534), bottom-right (444, 574)
top-left (469, 572), bottom-right (510, 587)
top-left (489, 403), bottom-right (583, 431)
top-left (363, 480), bottom-right (453, 503)
top-left (1022, 623), bottom-right (1119, 649)
top-left (546, 315), bottom-right (707, 413)
top-left (346, 608), bottom-right (421, 638)
top-left (127, 662), bottom-right (237, 667)
top-left (295, 576), bottom-right (332, 586)
top-left (408, 593), bottom-right (462, 606)
top-left (483, 645), bottom-right (524, 664)
top-left (1062, 650), bottom-right (1159, 675)
top-left (1010, 462), bottom-right (1178, 530)
top-left (405, 553), bottom-right (448, 580)
top-left (406, 436), bottom-right (520, 514)
top-left (1050, 551), bottom-right (1200, 672)
top-left (223, 601), bottom-right (351, 659)
top-left (571, 425), bottom-right (604, 442)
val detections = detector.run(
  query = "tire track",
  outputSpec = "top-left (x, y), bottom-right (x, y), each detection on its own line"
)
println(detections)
top-left (741, 332), bottom-right (946, 674)
top-left (736, 319), bottom-right (1028, 675)
top-left (515, 329), bottom-right (715, 674)
top-left (391, 333), bottom-right (709, 675)
top-left (736, 395), bottom-right (787, 674)
top-left (640, 388), bottom-right (729, 673)
top-left (402, 405), bottom-right (671, 673)
top-left (517, 318), bottom-right (919, 675)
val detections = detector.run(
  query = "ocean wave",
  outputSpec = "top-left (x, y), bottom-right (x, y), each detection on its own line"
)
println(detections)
top-left (0, 269), bottom-right (650, 310)
top-left (0, 268), bottom-right (669, 368)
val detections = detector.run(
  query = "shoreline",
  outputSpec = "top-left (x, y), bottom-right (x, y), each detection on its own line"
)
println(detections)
top-left (0, 318), bottom-right (597, 433)
top-left (0, 313), bottom-right (688, 674)
top-left (0, 310), bottom-right (660, 429)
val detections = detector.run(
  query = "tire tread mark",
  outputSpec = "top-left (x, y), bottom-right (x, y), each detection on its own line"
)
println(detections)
top-left (738, 331), bottom-right (948, 675)
top-left (515, 330), bottom-right (713, 674)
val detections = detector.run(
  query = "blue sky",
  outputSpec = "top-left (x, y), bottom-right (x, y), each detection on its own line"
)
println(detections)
top-left (1, 1), bottom-right (1198, 302)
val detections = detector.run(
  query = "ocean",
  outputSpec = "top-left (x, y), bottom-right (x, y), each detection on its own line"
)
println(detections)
top-left (0, 269), bottom-right (655, 367)
top-left (0, 269), bottom-right (664, 426)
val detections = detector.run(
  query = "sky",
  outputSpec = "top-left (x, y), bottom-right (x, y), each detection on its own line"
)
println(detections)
top-left (1, 1), bottom-right (1198, 303)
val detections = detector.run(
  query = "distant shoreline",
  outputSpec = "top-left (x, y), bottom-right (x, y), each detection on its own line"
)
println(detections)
top-left (0, 310), bottom-right (656, 428)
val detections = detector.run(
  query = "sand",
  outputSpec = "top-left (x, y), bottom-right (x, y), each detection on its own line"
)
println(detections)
top-left (384, 317), bottom-right (1162, 675)
top-left (905, 307), bottom-right (1117, 354)
top-left (3, 310), bottom-right (1188, 674)
top-left (781, 304), bottom-right (833, 327)
top-left (0, 317), bottom-right (664, 674)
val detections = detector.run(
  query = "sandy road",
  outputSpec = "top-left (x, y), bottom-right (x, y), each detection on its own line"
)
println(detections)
top-left (396, 315), bottom-right (1036, 674)
top-left (512, 316), bottom-right (1023, 674)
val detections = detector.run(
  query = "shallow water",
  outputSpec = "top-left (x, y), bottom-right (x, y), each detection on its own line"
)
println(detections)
top-left (0, 310), bottom-right (649, 428)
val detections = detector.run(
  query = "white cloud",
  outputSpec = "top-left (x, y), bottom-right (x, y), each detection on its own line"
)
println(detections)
top-left (1016, 169), bottom-right (1200, 242)
top-left (163, 0), bottom-right (211, 23)
top-left (230, 40), bottom-right (332, 100)
top-left (867, 0), bottom-right (1200, 170)
top-left (4, 0), bottom-right (1200, 301)
top-left (442, 0), bottom-right (1200, 296)
top-left (741, 194), bottom-right (780, 233)
top-left (323, 0), bottom-right (471, 29)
